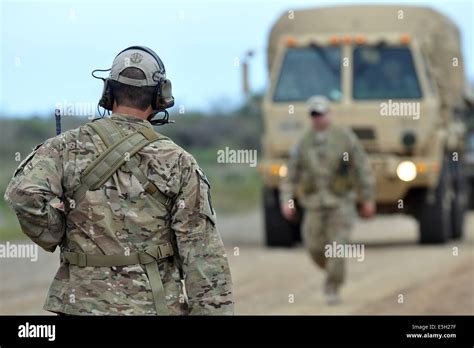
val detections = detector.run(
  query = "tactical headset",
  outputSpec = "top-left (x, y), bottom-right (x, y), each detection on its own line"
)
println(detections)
top-left (93, 46), bottom-right (175, 120)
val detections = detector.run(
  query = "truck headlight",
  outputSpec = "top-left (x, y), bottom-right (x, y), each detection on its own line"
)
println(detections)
top-left (396, 161), bottom-right (417, 182)
top-left (279, 165), bottom-right (288, 177)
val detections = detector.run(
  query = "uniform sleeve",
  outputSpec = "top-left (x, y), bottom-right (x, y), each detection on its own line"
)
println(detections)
top-left (170, 154), bottom-right (234, 315)
top-left (347, 129), bottom-right (376, 202)
top-left (279, 141), bottom-right (303, 206)
top-left (4, 139), bottom-right (66, 252)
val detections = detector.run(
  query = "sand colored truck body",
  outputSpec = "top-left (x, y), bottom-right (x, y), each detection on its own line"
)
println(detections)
top-left (259, 5), bottom-right (469, 246)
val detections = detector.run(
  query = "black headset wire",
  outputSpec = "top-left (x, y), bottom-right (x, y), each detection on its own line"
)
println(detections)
top-left (92, 68), bottom-right (112, 118)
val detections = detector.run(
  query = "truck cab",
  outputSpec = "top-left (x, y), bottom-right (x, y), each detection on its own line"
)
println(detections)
top-left (259, 6), bottom-right (468, 246)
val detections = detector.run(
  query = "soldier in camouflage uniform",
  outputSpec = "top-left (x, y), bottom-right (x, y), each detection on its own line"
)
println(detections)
top-left (280, 95), bottom-right (375, 305)
top-left (4, 46), bottom-right (234, 315)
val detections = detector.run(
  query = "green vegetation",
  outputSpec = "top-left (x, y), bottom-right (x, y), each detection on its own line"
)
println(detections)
top-left (0, 96), bottom-right (263, 240)
top-left (0, 209), bottom-right (23, 241)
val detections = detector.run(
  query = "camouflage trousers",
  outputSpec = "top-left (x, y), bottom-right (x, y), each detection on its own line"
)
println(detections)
top-left (302, 202), bottom-right (356, 288)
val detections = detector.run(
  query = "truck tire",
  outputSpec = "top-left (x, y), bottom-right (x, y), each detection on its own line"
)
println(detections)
top-left (418, 159), bottom-right (452, 244)
top-left (468, 178), bottom-right (474, 210)
top-left (450, 161), bottom-right (467, 240)
top-left (263, 187), bottom-right (299, 247)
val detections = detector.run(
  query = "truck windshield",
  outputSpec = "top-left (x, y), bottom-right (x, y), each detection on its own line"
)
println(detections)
top-left (273, 46), bottom-right (341, 102)
top-left (353, 46), bottom-right (422, 99)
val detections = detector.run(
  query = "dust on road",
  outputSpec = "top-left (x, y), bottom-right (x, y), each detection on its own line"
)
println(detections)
top-left (1, 212), bottom-right (473, 315)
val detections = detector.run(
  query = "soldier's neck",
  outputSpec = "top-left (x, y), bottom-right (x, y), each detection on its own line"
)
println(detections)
top-left (112, 105), bottom-right (152, 121)
top-left (314, 124), bottom-right (330, 132)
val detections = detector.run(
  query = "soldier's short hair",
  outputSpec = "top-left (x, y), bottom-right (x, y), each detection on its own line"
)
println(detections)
top-left (109, 67), bottom-right (155, 111)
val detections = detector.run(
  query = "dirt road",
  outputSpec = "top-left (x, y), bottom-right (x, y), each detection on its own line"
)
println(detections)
top-left (1, 212), bottom-right (473, 315)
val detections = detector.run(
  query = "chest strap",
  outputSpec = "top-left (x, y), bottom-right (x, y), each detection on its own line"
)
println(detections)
top-left (62, 243), bottom-right (173, 315)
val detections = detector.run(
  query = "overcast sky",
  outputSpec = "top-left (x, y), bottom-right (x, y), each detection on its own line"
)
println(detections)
top-left (0, 0), bottom-right (473, 117)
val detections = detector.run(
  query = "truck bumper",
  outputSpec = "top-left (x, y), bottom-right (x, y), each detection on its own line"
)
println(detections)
top-left (259, 155), bottom-right (441, 204)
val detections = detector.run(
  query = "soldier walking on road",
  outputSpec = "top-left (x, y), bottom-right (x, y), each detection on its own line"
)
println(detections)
top-left (5, 46), bottom-right (234, 315)
top-left (280, 95), bottom-right (375, 305)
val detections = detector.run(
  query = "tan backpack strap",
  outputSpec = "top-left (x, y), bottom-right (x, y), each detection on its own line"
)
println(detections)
top-left (88, 119), bottom-right (123, 147)
top-left (99, 119), bottom-right (172, 206)
top-left (104, 120), bottom-right (172, 206)
top-left (73, 118), bottom-right (171, 206)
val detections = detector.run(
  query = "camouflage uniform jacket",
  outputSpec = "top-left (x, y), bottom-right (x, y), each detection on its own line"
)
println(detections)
top-left (280, 125), bottom-right (375, 209)
top-left (4, 114), bottom-right (234, 315)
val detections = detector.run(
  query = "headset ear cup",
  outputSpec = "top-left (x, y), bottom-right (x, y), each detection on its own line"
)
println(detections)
top-left (152, 79), bottom-right (174, 111)
top-left (99, 79), bottom-right (114, 111)
top-left (159, 79), bottom-right (175, 109)
top-left (152, 84), bottom-right (160, 111)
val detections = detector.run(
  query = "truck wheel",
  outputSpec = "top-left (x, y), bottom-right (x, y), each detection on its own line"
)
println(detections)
top-left (450, 161), bottom-right (467, 240)
top-left (418, 159), bottom-right (452, 244)
top-left (468, 178), bottom-right (474, 210)
top-left (263, 187), bottom-right (299, 247)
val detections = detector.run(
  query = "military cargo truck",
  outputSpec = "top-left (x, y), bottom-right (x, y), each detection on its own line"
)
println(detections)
top-left (258, 6), bottom-right (469, 246)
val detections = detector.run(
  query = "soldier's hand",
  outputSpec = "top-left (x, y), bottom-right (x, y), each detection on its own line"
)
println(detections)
top-left (360, 201), bottom-right (376, 219)
top-left (49, 197), bottom-right (65, 212)
top-left (281, 203), bottom-right (296, 220)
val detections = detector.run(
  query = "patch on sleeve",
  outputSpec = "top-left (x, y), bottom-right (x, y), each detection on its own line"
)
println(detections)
top-left (195, 168), bottom-right (216, 225)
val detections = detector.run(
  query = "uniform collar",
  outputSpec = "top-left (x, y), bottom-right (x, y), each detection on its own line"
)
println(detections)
top-left (110, 113), bottom-right (153, 128)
